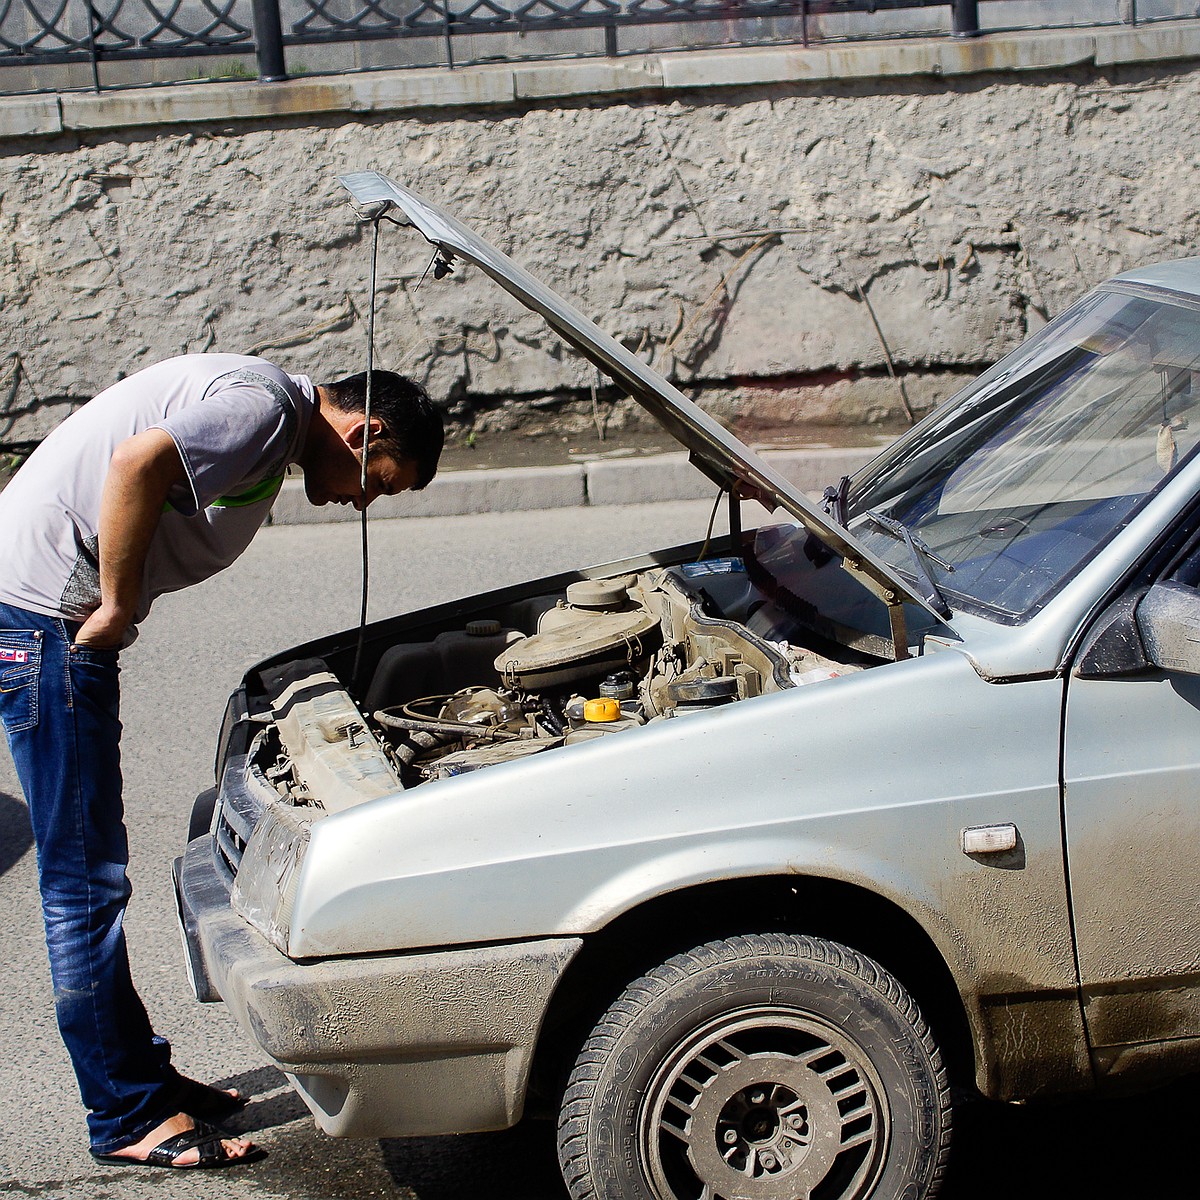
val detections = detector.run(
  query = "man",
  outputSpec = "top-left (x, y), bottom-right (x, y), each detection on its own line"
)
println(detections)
top-left (0, 354), bottom-right (443, 1168)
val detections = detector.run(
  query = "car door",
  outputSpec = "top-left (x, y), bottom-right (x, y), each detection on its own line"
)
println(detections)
top-left (1062, 543), bottom-right (1200, 1083)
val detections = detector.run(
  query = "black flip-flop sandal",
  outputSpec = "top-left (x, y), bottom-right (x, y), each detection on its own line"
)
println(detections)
top-left (92, 1119), bottom-right (264, 1170)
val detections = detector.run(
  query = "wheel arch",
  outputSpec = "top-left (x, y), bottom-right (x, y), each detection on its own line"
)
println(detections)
top-left (530, 872), bottom-right (976, 1110)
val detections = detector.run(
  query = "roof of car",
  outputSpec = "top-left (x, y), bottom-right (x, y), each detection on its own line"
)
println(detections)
top-left (1113, 257), bottom-right (1200, 298)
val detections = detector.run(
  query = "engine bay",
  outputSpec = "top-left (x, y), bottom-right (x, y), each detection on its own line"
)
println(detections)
top-left (250, 556), bottom-right (869, 813)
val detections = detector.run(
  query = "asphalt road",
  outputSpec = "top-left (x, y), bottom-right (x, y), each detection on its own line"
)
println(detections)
top-left (0, 500), bottom-right (1195, 1199)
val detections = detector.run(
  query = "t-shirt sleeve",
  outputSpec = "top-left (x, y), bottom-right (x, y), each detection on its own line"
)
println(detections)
top-left (151, 373), bottom-right (298, 516)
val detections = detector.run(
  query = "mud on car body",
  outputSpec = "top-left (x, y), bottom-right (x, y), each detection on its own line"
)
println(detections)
top-left (175, 175), bottom-right (1200, 1200)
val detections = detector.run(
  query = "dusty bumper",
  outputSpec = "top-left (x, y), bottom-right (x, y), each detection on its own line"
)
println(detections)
top-left (174, 831), bottom-right (582, 1137)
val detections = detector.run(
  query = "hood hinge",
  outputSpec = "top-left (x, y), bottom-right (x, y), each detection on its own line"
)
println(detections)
top-left (842, 556), bottom-right (910, 662)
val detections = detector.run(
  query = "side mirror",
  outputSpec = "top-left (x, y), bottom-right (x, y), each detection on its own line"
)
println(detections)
top-left (1075, 591), bottom-right (1149, 677)
top-left (1136, 580), bottom-right (1200, 676)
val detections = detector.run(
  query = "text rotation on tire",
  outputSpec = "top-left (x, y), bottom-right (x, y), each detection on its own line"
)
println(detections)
top-left (557, 933), bottom-right (951, 1200)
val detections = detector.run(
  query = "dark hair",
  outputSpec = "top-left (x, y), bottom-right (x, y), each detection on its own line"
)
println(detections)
top-left (323, 370), bottom-right (444, 490)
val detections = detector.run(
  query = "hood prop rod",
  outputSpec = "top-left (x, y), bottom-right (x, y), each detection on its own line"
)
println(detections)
top-left (351, 201), bottom-right (392, 698)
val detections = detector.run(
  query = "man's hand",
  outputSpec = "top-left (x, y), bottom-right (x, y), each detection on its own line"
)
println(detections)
top-left (75, 603), bottom-right (135, 649)
top-left (74, 428), bottom-right (187, 648)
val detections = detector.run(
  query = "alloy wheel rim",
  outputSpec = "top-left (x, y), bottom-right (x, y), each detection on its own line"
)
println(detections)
top-left (639, 1005), bottom-right (890, 1200)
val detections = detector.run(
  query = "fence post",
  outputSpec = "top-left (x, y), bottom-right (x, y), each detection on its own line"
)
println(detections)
top-left (84, 1), bottom-right (102, 93)
top-left (951, 0), bottom-right (979, 37)
top-left (251, 0), bottom-right (288, 81)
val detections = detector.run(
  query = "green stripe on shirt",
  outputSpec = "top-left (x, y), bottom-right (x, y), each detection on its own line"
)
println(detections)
top-left (211, 474), bottom-right (285, 508)
top-left (162, 474), bottom-right (284, 513)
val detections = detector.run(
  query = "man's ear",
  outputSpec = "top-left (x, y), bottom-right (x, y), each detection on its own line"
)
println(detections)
top-left (343, 416), bottom-right (385, 451)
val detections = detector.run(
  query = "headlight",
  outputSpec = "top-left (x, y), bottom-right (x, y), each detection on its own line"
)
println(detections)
top-left (230, 804), bottom-right (311, 954)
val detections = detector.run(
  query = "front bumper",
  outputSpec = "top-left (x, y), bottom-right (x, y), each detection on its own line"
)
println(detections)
top-left (174, 820), bottom-right (582, 1138)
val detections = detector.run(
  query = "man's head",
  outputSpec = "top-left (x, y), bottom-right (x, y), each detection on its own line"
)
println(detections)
top-left (324, 370), bottom-right (444, 489)
top-left (303, 370), bottom-right (444, 509)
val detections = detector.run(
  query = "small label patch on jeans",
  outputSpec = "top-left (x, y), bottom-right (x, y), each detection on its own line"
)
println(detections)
top-left (0, 648), bottom-right (29, 663)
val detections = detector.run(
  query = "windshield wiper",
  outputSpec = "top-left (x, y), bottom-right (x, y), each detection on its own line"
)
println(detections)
top-left (862, 509), bottom-right (954, 620)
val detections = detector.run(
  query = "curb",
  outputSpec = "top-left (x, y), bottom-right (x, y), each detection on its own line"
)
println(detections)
top-left (267, 445), bottom-right (877, 525)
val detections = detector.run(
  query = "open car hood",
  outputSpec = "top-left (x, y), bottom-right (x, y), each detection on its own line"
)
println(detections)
top-left (339, 170), bottom-right (937, 619)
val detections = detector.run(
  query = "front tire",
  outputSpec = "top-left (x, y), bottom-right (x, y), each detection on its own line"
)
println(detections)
top-left (557, 933), bottom-right (950, 1200)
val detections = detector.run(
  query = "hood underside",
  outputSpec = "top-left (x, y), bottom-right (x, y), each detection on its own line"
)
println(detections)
top-left (338, 170), bottom-right (936, 618)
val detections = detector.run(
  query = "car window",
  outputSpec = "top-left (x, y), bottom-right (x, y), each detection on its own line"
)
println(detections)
top-left (844, 288), bottom-right (1200, 622)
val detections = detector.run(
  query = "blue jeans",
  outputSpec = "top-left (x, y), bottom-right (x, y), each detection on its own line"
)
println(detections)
top-left (0, 602), bottom-right (181, 1152)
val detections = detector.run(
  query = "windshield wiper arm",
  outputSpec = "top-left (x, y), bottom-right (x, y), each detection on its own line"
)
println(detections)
top-left (822, 474), bottom-right (850, 526)
top-left (862, 509), bottom-right (954, 620)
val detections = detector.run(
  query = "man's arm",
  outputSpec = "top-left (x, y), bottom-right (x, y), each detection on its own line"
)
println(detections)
top-left (75, 428), bottom-right (187, 648)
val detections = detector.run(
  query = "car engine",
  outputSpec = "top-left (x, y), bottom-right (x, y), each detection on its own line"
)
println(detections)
top-left (252, 560), bottom-right (861, 813)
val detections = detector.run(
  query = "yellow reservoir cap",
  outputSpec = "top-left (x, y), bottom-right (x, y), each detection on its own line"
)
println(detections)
top-left (584, 698), bottom-right (621, 723)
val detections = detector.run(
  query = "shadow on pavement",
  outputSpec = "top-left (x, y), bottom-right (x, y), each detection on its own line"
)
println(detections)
top-left (371, 1075), bottom-right (1200, 1198)
top-left (945, 1076), bottom-right (1198, 1196)
top-left (0, 790), bottom-right (32, 876)
top-left (217, 1065), bottom-right (311, 1133)
top-left (381, 1121), bottom-right (567, 1199)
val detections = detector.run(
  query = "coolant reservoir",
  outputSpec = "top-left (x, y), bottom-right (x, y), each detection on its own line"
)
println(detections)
top-left (564, 696), bottom-right (644, 744)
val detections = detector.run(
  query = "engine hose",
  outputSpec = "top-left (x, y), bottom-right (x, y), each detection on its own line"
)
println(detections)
top-left (373, 709), bottom-right (522, 742)
top-left (538, 698), bottom-right (566, 737)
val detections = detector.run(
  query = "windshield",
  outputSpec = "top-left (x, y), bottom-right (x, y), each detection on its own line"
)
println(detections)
top-left (845, 286), bottom-right (1200, 621)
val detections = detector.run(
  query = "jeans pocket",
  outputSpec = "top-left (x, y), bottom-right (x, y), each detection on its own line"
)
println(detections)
top-left (68, 643), bottom-right (119, 666)
top-left (0, 631), bottom-right (42, 734)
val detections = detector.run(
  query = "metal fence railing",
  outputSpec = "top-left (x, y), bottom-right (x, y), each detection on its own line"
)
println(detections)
top-left (1, 1), bottom-right (1193, 94)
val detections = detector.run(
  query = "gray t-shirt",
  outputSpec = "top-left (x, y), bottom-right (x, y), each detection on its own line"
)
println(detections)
top-left (0, 354), bottom-right (314, 638)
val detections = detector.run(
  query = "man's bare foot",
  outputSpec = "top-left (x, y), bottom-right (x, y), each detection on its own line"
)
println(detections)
top-left (107, 1113), bottom-right (255, 1166)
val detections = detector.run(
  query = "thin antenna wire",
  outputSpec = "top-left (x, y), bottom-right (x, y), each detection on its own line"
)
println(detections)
top-left (352, 213), bottom-right (384, 694)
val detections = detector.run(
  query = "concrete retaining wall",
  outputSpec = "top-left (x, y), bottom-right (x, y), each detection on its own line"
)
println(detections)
top-left (3, 23), bottom-right (1200, 447)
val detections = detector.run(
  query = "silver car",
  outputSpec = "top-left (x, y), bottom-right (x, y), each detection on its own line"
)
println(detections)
top-left (175, 173), bottom-right (1200, 1200)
